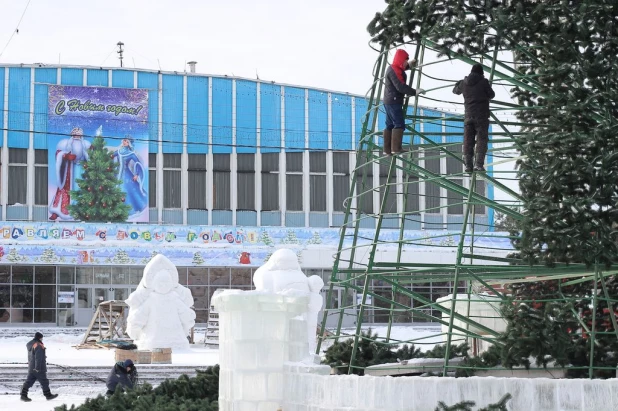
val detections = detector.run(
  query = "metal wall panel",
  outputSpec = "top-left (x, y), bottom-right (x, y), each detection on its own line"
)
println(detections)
top-left (236, 210), bottom-right (257, 226)
top-left (284, 86), bottom-right (305, 151)
top-left (162, 74), bottom-right (183, 153)
top-left (332, 94), bottom-right (351, 151)
top-left (162, 208), bottom-right (183, 224)
top-left (86, 69), bottom-right (108, 87)
top-left (60, 68), bottom-right (83, 86)
top-left (260, 211), bottom-right (281, 226)
top-left (137, 72), bottom-right (159, 153)
top-left (187, 76), bottom-right (208, 154)
top-left (6, 205), bottom-right (28, 220)
top-left (33, 68), bottom-right (57, 150)
top-left (308, 89), bottom-right (327, 150)
top-left (212, 210), bottom-right (233, 225)
top-left (235, 80), bottom-right (256, 154)
top-left (260, 83), bottom-right (281, 153)
top-left (212, 78), bottom-right (232, 154)
top-left (7, 68), bottom-right (30, 148)
top-left (32, 205), bottom-right (48, 221)
top-left (308, 212), bottom-right (328, 228)
top-left (112, 70), bottom-right (134, 88)
top-left (0, 67), bottom-right (4, 147)
top-left (285, 211), bottom-right (305, 227)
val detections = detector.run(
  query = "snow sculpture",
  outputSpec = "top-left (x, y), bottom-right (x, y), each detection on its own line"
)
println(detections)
top-left (253, 248), bottom-right (324, 354)
top-left (125, 254), bottom-right (195, 350)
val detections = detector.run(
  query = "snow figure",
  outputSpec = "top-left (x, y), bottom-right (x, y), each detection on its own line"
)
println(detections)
top-left (125, 254), bottom-right (195, 350)
top-left (49, 127), bottom-right (91, 220)
top-left (112, 136), bottom-right (148, 216)
top-left (253, 248), bottom-right (324, 355)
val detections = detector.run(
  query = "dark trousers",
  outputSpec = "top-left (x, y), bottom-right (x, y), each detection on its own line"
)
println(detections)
top-left (22, 371), bottom-right (50, 393)
top-left (384, 103), bottom-right (405, 130)
top-left (463, 118), bottom-right (489, 166)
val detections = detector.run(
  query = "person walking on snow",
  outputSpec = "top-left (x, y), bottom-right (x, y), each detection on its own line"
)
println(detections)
top-left (453, 63), bottom-right (495, 172)
top-left (382, 49), bottom-right (424, 156)
top-left (106, 359), bottom-right (137, 395)
top-left (21, 332), bottom-right (58, 402)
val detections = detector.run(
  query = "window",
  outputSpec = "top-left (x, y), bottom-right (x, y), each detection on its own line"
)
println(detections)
top-left (475, 180), bottom-right (486, 215)
top-left (424, 148), bottom-right (441, 213)
top-left (333, 152), bottom-right (350, 212)
top-left (237, 154), bottom-right (255, 210)
top-left (446, 143), bottom-right (463, 175)
top-left (404, 149), bottom-right (420, 214)
top-left (309, 152), bottom-right (326, 211)
top-left (447, 179), bottom-right (464, 214)
top-left (163, 154), bottom-right (181, 208)
top-left (261, 153), bottom-right (279, 211)
top-left (286, 152), bottom-right (303, 211)
top-left (149, 154), bottom-right (157, 207)
top-left (9, 148), bottom-right (27, 205)
top-left (188, 154), bottom-right (207, 209)
top-left (379, 161), bottom-right (397, 214)
top-left (355, 152), bottom-right (374, 214)
top-left (33, 150), bottom-right (48, 205)
top-left (213, 154), bottom-right (231, 209)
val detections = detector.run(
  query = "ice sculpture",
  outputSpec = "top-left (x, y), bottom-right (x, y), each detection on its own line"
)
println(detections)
top-left (125, 254), bottom-right (195, 350)
top-left (253, 248), bottom-right (324, 354)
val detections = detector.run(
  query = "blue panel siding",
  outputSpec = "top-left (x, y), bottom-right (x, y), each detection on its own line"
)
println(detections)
top-left (33, 69), bottom-right (57, 149)
top-left (187, 76), bottom-right (209, 154)
top-left (138, 72), bottom-right (159, 153)
top-left (284, 87), bottom-right (305, 151)
top-left (212, 78), bottom-right (232, 154)
top-left (187, 209), bottom-right (209, 225)
top-left (162, 208), bottom-right (183, 224)
top-left (86, 69), bottom-right (108, 87)
top-left (308, 212), bottom-right (328, 228)
top-left (447, 215), bottom-right (465, 231)
top-left (403, 215), bottom-right (422, 230)
top-left (212, 210), bottom-right (233, 225)
top-left (285, 212), bottom-right (305, 227)
top-left (236, 210), bottom-right (257, 226)
top-left (332, 94), bottom-right (351, 150)
top-left (424, 214), bottom-right (444, 230)
top-left (308, 90), bottom-right (327, 150)
top-left (32, 206), bottom-right (48, 221)
top-left (405, 105), bottom-right (422, 146)
top-left (60, 68), bottom-right (83, 86)
top-left (377, 109), bottom-right (386, 134)
top-left (422, 109), bottom-right (442, 145)
top-left (260, 83), bottom-right (281, 153)
top-left (331, 213), bottom-right (352, 228)
top-left (6, 205), bottom-right (28, 220)
top-left (473, 216), bottom-right (489, 231)
top-left (487, 124), bottom-right (494, 230)
top-left (35, 68), bottom-right (57, 84)
top-left (261, 211), bottom-right (281, 226)
top-left (381, 215), bottom-right (399, 229)
top-left (358, 218), bottom-right (375, 229)
top-left (162, 74), bottom-right (183, 153)
top-left (0, 68), bottom-right (4, 147)
top-left (354, 98), bottom-right (373, 148)
top-left (149, 208), bottom-right (158, 223)
top-left (236, 80), bottom-right (257, 154)
top-left (8, 68), bottom-right (31, 148)
top-left (112, 70), bottom-right (134, 88)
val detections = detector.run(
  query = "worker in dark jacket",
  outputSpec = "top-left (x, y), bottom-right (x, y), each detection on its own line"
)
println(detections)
top-left (453, 63), bottom-right (496, 172)
top-left (106, 359), bottom-right (137, 395)
top-left (21, 332), bottom-right (58, 402)
top-left (382, 49), bottom-right (424, 155)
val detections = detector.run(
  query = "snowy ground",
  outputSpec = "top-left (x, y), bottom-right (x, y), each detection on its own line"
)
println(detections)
top-left (0, 326), bottom-right (440, 410)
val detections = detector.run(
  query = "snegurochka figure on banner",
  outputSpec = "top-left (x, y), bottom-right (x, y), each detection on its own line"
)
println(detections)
top-left (49, 127), bottom-right (91, 220)
top-left (112, 135), bottom-right (148, 216)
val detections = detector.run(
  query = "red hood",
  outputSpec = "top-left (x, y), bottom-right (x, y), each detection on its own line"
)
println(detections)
top-left (391, 49), bottom-right (409, 83)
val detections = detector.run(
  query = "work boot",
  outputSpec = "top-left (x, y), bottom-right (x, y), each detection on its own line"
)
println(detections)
top-left (20, 384), bottom-right (31, 402)
top-left (474, 152), bottom-right (486, 172)
top-left (44, 389), bottom-right (59, 400)
top-left (464, 155), bottom-right (474, 173)
top-left (391, 128), bottom-right (405, 154)
top-left (383, 129), bottom-right (392, 156)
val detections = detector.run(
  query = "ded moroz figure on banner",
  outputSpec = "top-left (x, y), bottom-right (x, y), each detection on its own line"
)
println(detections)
top-left (49, 127), bottom-right (91, 220)
top-left (112, 135), bottom-right (148, 216)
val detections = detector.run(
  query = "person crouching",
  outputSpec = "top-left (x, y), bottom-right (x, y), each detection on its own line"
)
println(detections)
top-left (106, 359), bottom-right (137, 395)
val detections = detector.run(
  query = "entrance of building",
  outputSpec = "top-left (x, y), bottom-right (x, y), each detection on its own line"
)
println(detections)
top-left (75, 286), bottom-right (135, 327)
top-left (319, 286), bottom-right (357, 329)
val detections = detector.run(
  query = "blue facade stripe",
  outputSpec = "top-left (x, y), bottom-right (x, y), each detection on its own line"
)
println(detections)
top-left (8, 68), bottom-right (31, 148)
top-left (33, 69), bottom-right (57, 150)
top-left (332, 94), bottom-right (351, 150)
top-left (235, 80), bottom-right (256, 154)
top-left (187, 76), bottom-right (209, 154)
top-left (354, 98), bottom-right (373, 148)
top-left (60, 68), bottom-right (83, 86)
top-left (260, 83), bottom-right (281, 153)
top-left (422, 109), bottom-right (442, 145)
top-left (86, 69), bottom-right (108, 87)
top-left (284, 86), bottom-right (305, 151)
top-left (308, 90), bottom-right (327, 150)
top-left (404, 105), bottom-right (421, 145)
top-left (212, 78), bottom-right (232, 154)
top-left (137, 72), bottom-right (159, 153)
top-left (112, 70), bottom-right (134, 88)
top-left (0, 68), bottom-right (4, 147)
top-left (162, 74), bottom-right (183, 153)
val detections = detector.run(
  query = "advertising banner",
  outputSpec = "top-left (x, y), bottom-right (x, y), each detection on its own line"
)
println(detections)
top-left (47, 86), bottom-right (149, 222)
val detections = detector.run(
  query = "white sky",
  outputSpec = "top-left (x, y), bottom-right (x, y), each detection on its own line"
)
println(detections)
top-left (0, 0), bottom-right (520, 200)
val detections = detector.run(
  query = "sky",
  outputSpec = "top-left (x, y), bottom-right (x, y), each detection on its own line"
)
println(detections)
top-left (0, 0), bottom-right (520, 200)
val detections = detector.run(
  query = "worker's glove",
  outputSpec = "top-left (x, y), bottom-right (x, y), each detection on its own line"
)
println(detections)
top-left (407, 59), bottom-right (417, 69)
top-left (417, 88), bottom-right (426, 95)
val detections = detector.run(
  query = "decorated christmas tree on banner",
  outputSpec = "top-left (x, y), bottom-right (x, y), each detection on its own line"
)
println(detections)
top-left (39, 248), bottom-right (59, 263)
top-left (192, 252), bottom-right (205, 265)
top-left (259, 230), bottom-right (274, 246)
top-left (281, 229), bottom-right (300, 245)
top-left (69, 130), bottom-right (131, 222)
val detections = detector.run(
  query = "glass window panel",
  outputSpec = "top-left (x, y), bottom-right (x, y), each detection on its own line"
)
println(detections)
top-left (188, 154), bottom-right (207, 170)
top-left (237, 154), bottom-right (255, 172)
top-left (475, 180), bottom-right (486, 215)
top-left (379, 176), bottom-right (398, 213)
top-left (188, 171), bottom-right (207, 209)
top-left (191, 286), bottom-right (208, 309)
top-left (333, 175), bottom-right (350, 212)
top-left (12, 266), bottom-right (33, 283)
top-left (0, 285), bottom-right (9, 307)
top-left (261, 173), bottom-right (279, 211)
top-left (35, 285), bottom-right (56, 308)
top-left (149, 169), bottom-right (157, 207)
top-left (112, 267), bottom-right (130, 284)
top-left (35, 149), bottom-right (48, 164)
top-left (446, 144), bottom-right (463, 175)
top-left (11, 308), bottom-right (33, 323)
top-left (447, 179), bottom-right (464, 214)
top-left (195, 309), bottom-right (209, 323)
top-left (310, 175), bottom-right (326, 211)
top-left (213, 172), bottom-right (231, 209)
top-left (0, 266), bottom-right (10, 283)
top-left (9, 148), bottom-right (27, 163)
top-left (425, 182), bottom-right (441, 213)
top-left (209, 268), bottom-right (230, 286)
top-left (188, 268), bottom-right (208, 285)
top-left (130, 268), bottom-right (144, 285)
top-left (76, 267), bottom-right (93, 284)
top-left (286, 152), bottom-right (303, 172)
top-left (34, 309), bottom-right (55, 323)
top-left (163, 153), bottom-right (181, 168)
top-left (309, 152), bottom-right (326, 172)
top-left (424, 148), bottom-right (441, 174)
top-left (286, 174), bottom-right (303, 211)
top-left (58, 285), bottom-right (75, 309)
top-left (149, 153), bottom-right (157, 167)
top-left (176, 267), bottom-right (187, 285)
top-left (35, 167), bottom-right (48, 205)
top-left (164, 170), bottom-right (182, 208)
top-left (12, 285), bottom-right (33, 308)
top-left (355, 176), bottom-right (373, 214)
top-left (237, 172), bottom-right (255, 210)
top-left (261, 153), bottom-right (279, 172)
top-left (231, 268), bottom-right (252, 285)
top-left (213, 154), bottom-right (230, 171)
top-left (333, 152), bottom-right (349, 174)
top-left (93, 267), bottom-right (111, 284)
top-left (77, 288), bottom-right (91, 308)
top-left (404, 178), bottom-right (420, 213)
top-left (35, 266), bottom-right (56, 284)
top-left (8, 166), bottom-right (27, 204)
top-left (354, 155), bottom-right (374, 176)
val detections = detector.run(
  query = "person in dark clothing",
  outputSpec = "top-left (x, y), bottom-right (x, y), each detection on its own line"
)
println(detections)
top-left (382, 49), bottom-right (424, 155)
top-left (453, 63), bottom-right (496, 172)
top-left (106, 359), bottom-right (137, 395)
top-left (21, 332), bottom-right (58, 402)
